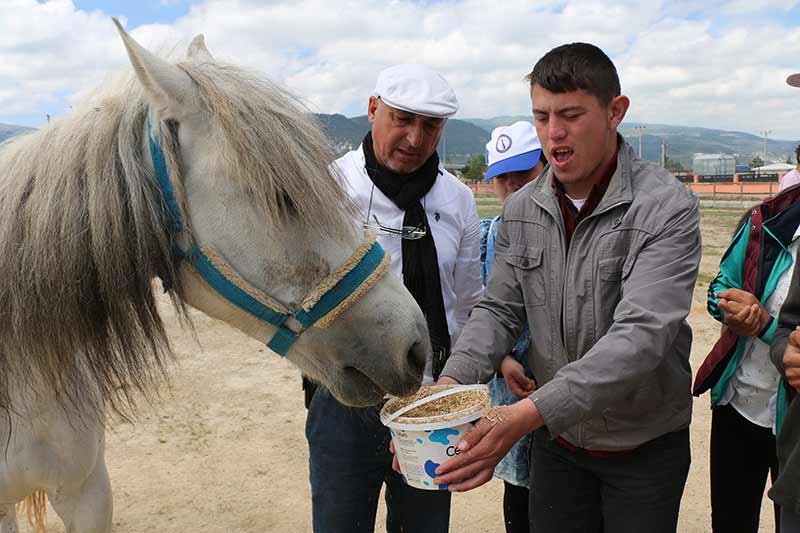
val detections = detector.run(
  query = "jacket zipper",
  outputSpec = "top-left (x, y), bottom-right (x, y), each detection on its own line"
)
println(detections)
top-left (530, 195), bottom-right (628, 448)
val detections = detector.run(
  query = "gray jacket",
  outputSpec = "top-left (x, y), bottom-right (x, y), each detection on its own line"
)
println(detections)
top-left (769, 259), bottom-right (800, 513)
top-left (442, 139), bottom-right (701, 451)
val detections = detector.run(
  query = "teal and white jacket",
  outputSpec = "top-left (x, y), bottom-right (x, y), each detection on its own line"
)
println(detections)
top-left (704, 201), bottom-right (800, 433)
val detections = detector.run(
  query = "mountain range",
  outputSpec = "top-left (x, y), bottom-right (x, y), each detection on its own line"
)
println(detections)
top-left (3, 118), bottom-right (796, 170)
top-left (316, 115), bottom-right (799, 169)
top-left (0, 123), bottom-right (33, 143)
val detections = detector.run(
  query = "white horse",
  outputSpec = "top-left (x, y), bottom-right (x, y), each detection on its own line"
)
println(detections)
top-left (0, 20), bottom-right (429, 533)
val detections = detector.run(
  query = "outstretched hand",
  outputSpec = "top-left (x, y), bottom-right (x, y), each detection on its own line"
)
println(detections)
top-left (785, 326), bottom-right (800, 392)
top-left (716, 288), bottom-right (770, 337)
top-left (433, 397), bottom-right (542, 492)
top-left (499, 356), bottom-right (536, 399)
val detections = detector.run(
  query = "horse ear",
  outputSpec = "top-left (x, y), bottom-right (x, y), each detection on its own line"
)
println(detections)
top-left (187, 34), bottom-right (213, 62)
top-left (112, 17), bottom-right (197, 120)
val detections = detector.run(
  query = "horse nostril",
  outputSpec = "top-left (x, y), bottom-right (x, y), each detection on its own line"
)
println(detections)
top-left (408, 340), bottom-right (427, 377)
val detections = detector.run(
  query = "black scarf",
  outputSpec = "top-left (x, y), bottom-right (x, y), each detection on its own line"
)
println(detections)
top-left (362, 132), bottom-right (451, 379)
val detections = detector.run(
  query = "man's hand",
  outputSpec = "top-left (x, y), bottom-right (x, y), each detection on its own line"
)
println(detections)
top-left (716, 288), bottom-right (770, 337)
top-left (433, 397), bottom-right (543, 492)
top-left (499, 356), bottom-right (536, 399)
top-left (784, 327), bottom-right (800, 392)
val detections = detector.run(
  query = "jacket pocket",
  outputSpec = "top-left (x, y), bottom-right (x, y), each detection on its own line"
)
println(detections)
top-left (505, 246), bottom-right (546, 307)
top-left (595, 255), bottom-right (630, 332)
top-left (599, 255), bottom-right (627, 281)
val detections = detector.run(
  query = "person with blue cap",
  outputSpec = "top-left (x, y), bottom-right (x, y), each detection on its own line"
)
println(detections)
top-left (304, 64), bottom-right (483, 533)
top-left (480, 121), bottom-right (545, 533)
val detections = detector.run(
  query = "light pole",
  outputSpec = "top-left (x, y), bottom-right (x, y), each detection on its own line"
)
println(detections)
top-left (441, 126), bottom-right (446, 166)
top-left (760, 129), bottom-right (773, 162)
top-left (633, 125), bottom-right (646, 159)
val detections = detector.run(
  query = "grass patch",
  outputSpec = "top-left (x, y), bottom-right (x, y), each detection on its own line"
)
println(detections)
top-left (478, 205), bottom-right (502, 218)
top-left (700, 207), bottom-right (748, 218)
top-left (696, 272), bottom-right (716, 287)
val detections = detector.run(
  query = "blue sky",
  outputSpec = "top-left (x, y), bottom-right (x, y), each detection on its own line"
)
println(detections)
top-left (72, 0), bottom-right (192, 27)
top-left (3, 0), bottom-right (800, 142)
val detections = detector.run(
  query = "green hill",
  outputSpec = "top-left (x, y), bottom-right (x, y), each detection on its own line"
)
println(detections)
top-left (313, 114), bottom-right (489, 164)
top-left (3, 115), bottom-right (796, 172)
top-left (461, 116), bottom-right (797, 169)
top-left (0, 123), bottom-right (33, 143)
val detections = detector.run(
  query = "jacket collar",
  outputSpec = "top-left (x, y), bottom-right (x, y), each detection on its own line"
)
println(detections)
top-left (530, 133), bottom-right (634, 219)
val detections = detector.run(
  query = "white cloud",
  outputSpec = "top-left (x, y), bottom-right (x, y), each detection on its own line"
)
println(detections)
top-left (2, 0), bottom-right (800, 139)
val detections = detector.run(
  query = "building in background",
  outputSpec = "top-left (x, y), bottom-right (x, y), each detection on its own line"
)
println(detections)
top-left (693, 154), bottom-right (736, 180)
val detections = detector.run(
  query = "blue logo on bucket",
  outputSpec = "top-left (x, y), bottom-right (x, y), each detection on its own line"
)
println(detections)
top-left (429, 428), bottom-right (459, 445)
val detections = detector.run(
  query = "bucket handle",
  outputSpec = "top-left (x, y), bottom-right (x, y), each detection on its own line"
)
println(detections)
top-left (382, 384), bottom-right (488, 424)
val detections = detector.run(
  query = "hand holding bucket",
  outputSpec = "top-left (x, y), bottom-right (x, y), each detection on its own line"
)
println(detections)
top-left (380, 384), bottom-right (490, 490)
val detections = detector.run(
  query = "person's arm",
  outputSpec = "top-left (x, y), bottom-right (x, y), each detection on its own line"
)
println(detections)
top-left (707, 220), bottom-right (748, 322)
top-left (452, 194), bottom-right (483, 332)
top-left (772, 257), bottom-right (800, 375)
top-left (771, 257), bottom-right (800, 393)
top-left (531, 196), bottom-right (701, 438)
top-left (478, 217), bottom-right (491, 285)
top-left (440, 201), bottom-right (529, 386)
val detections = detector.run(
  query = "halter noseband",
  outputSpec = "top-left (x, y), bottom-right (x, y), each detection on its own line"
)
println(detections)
top-left (147, 119), bottom-right (390, 356)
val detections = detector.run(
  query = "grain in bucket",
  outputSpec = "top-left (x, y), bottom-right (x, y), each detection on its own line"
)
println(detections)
top-left (379, 384), bottom-right (490, 490)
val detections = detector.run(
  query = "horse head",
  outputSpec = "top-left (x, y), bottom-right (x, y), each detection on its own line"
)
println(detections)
top-left (114, 21), bottom-right (429, 407)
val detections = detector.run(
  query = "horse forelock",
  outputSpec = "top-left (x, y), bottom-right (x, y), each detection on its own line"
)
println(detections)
top-left (0, 78), bottom-right (182, 419)
top-left (178, 60), bottom-right (358, 240)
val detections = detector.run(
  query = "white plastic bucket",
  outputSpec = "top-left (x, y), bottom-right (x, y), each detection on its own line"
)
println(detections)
top-left (379, 384), bottom-right (490, 490)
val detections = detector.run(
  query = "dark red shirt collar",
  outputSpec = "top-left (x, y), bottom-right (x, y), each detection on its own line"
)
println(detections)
top-left (552, 149), bottom-right (618, 244)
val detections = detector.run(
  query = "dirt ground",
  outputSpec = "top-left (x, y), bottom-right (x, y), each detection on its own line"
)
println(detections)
top-left (23, 207), bottom-right (777, 533)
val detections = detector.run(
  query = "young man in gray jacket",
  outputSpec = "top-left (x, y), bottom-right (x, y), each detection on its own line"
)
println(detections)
top-left (434, 43), bottom-right (701, 532)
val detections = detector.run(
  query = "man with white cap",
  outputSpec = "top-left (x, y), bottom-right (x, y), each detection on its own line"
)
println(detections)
top-left (480, 121), bottom-right (545, 533)
top-left (767, 73), bottom-right (800, 533)
top-left (304, 64), bottom-right (482, 533)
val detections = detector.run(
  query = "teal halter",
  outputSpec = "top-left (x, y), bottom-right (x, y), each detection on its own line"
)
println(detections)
top-left (147, 120), bottom-right (388, 356)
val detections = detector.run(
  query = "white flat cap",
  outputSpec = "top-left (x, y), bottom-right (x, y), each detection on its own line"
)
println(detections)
top-left (373, 64), bottom-right (459, 118)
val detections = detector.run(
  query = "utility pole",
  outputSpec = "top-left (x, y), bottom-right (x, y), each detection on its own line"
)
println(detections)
top-left (661, 137), bottom-right (667, 168)
top-left (760, 129), bottom-right (773, 162)
top-left (442, 126), bottom-right (446, 165)
top-left (633, 125), bottom-right (646, 159)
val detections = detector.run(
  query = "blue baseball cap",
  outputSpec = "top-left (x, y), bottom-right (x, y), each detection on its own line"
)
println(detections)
top-left (484, 121), bottom-right (542, 180)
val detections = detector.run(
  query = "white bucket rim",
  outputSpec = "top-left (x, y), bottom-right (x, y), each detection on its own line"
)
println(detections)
top-left (380, 384), bottom-right (490, 431)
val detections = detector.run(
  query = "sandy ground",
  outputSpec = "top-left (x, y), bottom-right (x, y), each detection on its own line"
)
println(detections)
top-left (21, 208), bottom-right (778, 533)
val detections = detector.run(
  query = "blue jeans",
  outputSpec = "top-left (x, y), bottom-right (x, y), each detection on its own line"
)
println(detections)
top-left (306, 386), bottom-right (451, 533)
top-left (781, 507), bottom-right (800, 533)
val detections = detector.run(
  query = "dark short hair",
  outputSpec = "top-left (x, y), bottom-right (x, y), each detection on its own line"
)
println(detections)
top-left (795, 144), bottom-right (800, 164)
top-left (526, 43), bottom-right (620, 106)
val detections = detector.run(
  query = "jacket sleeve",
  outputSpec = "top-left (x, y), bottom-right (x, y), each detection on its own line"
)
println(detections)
top-left (452, 193), bottom-right (484, 334)
top-left (772, 257), bottom-right (800, 374)
top-left (707, 219), bottom-right (749, 322)
top-left (442, 203), bottom-right (528, 385)
top-left (531, 196), bottom-right (702, 437)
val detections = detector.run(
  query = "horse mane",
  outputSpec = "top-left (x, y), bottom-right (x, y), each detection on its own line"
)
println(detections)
top-left (0, 57), bottom-right (355, 420)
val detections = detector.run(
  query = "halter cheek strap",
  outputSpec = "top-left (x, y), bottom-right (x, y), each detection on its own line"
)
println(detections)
top-left (147, 119), bottom-right (389, 356)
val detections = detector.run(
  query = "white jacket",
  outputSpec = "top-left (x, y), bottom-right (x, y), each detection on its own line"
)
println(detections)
top-left (335, 145), bottom-right (483, 370)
